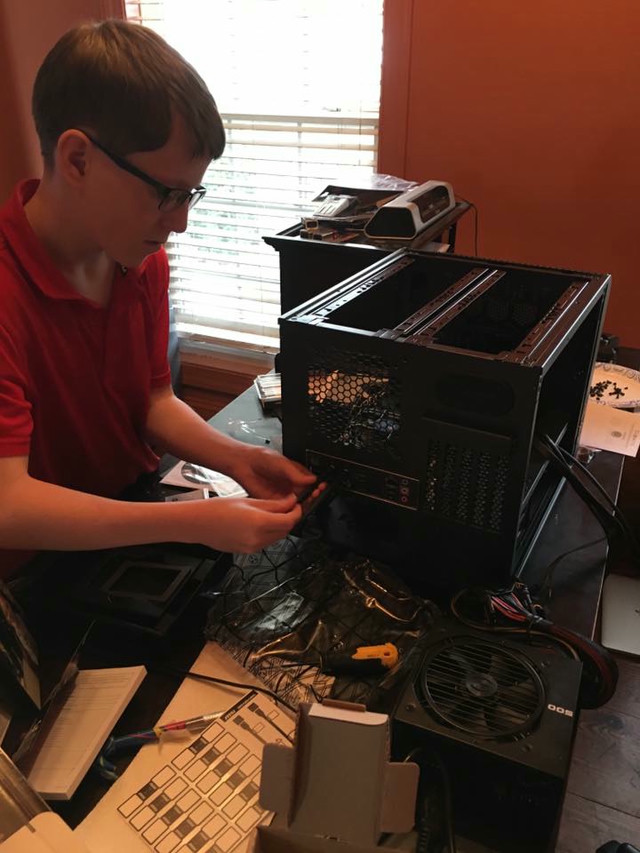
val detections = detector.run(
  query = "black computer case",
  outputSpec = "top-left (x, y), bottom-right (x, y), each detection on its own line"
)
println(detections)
top-left (279, 250), bottom-right (610, 591)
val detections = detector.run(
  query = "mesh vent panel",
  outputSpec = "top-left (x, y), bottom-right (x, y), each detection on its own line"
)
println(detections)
top-left (424, 440), bottom-right (510, 533)
top-left (306, 349), bottom-right (401, 457)
top-left (418, 638), bottom-right (545, 739)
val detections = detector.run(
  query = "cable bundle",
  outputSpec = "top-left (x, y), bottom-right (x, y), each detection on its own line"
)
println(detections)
top-left (451, 583), bottom-right (618, 709)
top-left (405, 748), bottom-right (456, 853)
top-left (535, 434), bottom-right (640, 561)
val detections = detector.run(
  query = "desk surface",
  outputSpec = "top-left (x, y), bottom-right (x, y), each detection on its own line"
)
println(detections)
top-left (18, 378), bottom-right (627, 844)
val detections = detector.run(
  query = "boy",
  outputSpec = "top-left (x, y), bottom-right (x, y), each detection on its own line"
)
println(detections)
top-left (0, 19), bottom-right (317, 575)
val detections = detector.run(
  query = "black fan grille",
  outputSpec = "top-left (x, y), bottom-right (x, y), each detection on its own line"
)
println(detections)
top-left (418, 638), bottom-right (545, 739)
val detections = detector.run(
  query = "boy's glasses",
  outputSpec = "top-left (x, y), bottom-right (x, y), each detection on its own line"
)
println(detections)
top-left (83, 132), bottom-right (206, 212)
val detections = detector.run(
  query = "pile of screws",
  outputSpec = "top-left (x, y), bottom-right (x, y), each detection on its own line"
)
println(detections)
top-left (589, 379), bottom-right (628, 400)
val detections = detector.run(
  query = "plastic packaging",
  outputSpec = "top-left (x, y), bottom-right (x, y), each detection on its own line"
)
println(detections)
top-left (204, 537), bottom-right (438, 709)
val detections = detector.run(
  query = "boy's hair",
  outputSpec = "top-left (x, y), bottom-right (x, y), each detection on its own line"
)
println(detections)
top-left (32, 19), bottom-right (225, 168)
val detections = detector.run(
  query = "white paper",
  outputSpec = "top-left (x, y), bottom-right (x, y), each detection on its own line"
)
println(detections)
top-left (0, 813), bottom-right (92, 853)
top-left (26, 667), bottom-right (146, 800)
top-left (580, 400), bottom-right (640, 457)
top-left (77, 643), bottom-right (292, 853)
top-left (161, 461), bottom-right (247, 497)
top-left (308, 703), bottom-right (386, 727)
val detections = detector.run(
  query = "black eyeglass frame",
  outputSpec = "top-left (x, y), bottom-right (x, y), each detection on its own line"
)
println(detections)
top-left (83, 132), bottom-right (206, 211)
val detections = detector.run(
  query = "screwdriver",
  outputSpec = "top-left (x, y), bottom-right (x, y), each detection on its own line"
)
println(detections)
top-left (320, 643), bottom-right (399, 676)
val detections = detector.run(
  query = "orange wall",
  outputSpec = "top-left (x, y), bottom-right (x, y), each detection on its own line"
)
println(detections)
top-left (380, 1), bottom-right (640, 346)
top-left (0, 0), bottom-right (123, 200)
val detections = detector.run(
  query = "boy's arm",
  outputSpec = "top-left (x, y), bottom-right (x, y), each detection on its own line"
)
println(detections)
top-left (0, 456), bottom-right (302, 554)
top-left (145, 385), bottom-right (262, 480)
top-left (145, 385), bottom-right (315, 499)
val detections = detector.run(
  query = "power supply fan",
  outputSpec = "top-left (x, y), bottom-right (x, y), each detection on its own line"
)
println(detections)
top-left (417, 637), bottom-right (546, 739)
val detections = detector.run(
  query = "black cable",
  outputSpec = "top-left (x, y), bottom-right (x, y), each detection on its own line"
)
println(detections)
top-left (455, 195), bottom-right (478, 255)
top-left (540, 436), bottom-right (615, 528)
top-left (433, 751), bottom-right (456, 853)
top-left (556, 444), bottom-right (618, 511)
top-left (553, 441), bottom-right (640, 559)
top-left (450, 590), bottom-right (580, 661)
top-left (450, 586), bottom-right (618, 708)
top-left (412, 747), bottom-right (457, 853)
top-left (249, 704), bottom-right (293, 743)
top-left (543, 437), bottom-right (615, 520)
top-left (537, 536), bottom-right (607, 605)
top-left (152, 666), bottom-right (297, 715)
top-left (535, 436), bottom-right (626, 546)
top-left (538, 434), bottom-right (640, 562)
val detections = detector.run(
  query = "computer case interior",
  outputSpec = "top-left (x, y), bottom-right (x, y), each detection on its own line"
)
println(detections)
top-left (279, 250), bottom-right (610, 591)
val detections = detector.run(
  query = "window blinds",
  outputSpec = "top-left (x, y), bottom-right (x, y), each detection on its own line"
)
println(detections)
top-left (125, 1), bottom-right (383, 352)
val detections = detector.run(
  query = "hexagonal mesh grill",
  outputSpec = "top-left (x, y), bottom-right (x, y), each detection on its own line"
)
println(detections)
top-left (306, 349), bottom-right (401, 456)
top-left (424, 440), bottom-right (510, 532)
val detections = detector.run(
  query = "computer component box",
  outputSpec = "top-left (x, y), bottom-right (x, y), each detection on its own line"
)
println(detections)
top-left (279, 249), bottom-right (610, 591)
top-left (254, 701), bottom-right (418, 853)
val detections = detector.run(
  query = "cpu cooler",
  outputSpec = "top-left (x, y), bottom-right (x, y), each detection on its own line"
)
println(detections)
top-left (393, 619), bottom-right (582, 852)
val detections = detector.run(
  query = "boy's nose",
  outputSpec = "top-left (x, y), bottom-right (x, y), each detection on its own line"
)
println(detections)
top-left (162, 202), bottom-right (190, 234)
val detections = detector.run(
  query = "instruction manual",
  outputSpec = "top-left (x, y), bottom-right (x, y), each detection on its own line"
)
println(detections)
top-left (580, 400), bottom-right (640, 457)
top-left (24, 666), bottom-right (146, 800)
top-left (76, 643), bottom-right (294, 853)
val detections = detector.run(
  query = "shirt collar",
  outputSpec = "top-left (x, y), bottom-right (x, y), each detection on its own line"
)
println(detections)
top-left (0, 180), bottom-right (143, 301)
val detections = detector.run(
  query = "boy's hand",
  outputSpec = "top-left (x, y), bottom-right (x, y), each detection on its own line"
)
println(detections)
top-left (181, 494), bottom-right (302, 553)
top-left (228, 446), bottom-right (317, 501)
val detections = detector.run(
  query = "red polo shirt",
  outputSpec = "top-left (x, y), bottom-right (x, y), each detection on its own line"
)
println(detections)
top-left (0, 180), bottom-right (171, 501)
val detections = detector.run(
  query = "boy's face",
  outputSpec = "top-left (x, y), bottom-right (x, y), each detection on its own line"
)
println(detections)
top-left (80, 116), bottom-right (210, 268)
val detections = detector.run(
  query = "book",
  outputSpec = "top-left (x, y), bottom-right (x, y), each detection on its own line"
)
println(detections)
top-left (23, 666), bottom-right (146, 800)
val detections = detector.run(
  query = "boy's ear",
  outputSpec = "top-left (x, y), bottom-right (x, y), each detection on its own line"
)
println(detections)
top-left (55, 129), bottom-right (91, 185)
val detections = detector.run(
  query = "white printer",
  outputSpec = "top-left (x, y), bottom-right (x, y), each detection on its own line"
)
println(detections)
top-left (364, 180), bottom-right (455, 239)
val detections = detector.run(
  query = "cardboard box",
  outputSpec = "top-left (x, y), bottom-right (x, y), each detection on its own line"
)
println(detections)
top-left (255, 700), bottom-right (418, 853)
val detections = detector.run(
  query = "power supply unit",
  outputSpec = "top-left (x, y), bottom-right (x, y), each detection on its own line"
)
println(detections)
top-left (392, 619), bottom-right (582, 852)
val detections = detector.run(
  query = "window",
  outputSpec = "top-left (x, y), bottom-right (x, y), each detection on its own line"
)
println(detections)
top-left (126, 1), bottom-right (384, 353)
